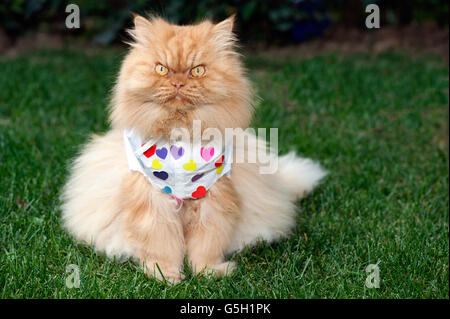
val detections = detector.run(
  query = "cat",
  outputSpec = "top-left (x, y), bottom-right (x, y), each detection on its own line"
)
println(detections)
top-left (61, 14), bottom-right (326, 283)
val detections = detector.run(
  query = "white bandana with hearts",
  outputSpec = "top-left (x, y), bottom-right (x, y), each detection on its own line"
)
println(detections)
top-left (124, 129), bottom-right (232, 202)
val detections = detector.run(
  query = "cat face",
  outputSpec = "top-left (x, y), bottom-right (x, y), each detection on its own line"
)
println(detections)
top-left (110, 15), bottom-right (253, 138)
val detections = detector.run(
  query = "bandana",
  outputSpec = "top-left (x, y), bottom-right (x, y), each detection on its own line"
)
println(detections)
top-left (123, 129), bottom-right (232, 202)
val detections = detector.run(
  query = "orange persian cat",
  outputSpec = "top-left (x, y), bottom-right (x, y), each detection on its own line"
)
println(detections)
top-left (61, 15), bottom-right (326, 283)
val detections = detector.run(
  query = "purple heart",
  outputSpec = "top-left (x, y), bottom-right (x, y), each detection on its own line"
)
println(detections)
top-left (153, 171), bottom-right (168, 180)
top-left (191, 173), bottom-right (204, 182)
top-left (170, 145), bottom-right (184, 160)
top-left (156, 147), bottom-right (167, 159)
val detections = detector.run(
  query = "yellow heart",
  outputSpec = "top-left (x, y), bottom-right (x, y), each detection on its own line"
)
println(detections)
top-left (152, 158), bottom-right (162, 169)
top-left (182, 159), bottom-right (197, 171)
top-left (216, 165), bottom-right (223, 174)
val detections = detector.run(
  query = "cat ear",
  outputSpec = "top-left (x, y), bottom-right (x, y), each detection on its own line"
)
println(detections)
top-left (212, 15), bottom-right (236, 49)
top-left (215, 15), bottom-right (235, 34)
top-left (130, 14), bottom-right (153, 44)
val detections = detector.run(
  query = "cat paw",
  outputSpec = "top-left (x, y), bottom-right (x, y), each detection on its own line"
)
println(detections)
top-left (164, 273), bottom-right (185, 285)
top-left (143, 263), bottom-right (184, 285)
top-left (195, 261), bottom-right (236, 277)
top-left (213, 261), bottom-right (236, 276)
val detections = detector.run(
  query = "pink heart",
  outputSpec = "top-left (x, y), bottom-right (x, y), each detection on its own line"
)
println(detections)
top-left (200, 147), bottom-right (214, 162)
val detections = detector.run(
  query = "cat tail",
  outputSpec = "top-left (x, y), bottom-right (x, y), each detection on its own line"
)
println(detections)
top-left (277, 151), bottom-right (327, 199)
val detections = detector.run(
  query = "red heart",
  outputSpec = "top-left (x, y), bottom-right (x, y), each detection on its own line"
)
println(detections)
top-left (215, 155), bottom-right (224, 167)
top-left (143, 144), bottom-right (156, 158)
top-left (192, 186), bottom-right (207, 199)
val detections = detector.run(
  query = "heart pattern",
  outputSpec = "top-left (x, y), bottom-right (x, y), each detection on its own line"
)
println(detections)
top-left (183, 159), bottom-right (197, 171)
top-left (201, 147), bottom-right (214, 162)
top-left (192, 186), bottom-right (207, 199)
top-left (170, 145), bottom-right (184, 160)
top-left (152, 158), bottom-right (162, 170)
top-left (132, 138), bottom-right (231, 200)
top-left (162, 186), bottom-right (172, 194)
top-left (191, 173), bottom-right (204, 182)
top-left (143, 144), bottom-right (156, 158)
top-left (153, 171), bottom-right (168, 180)
top-left (215, 155), bottom-right (224, 167)
top-left (156, 147), bottom-right (167, 159)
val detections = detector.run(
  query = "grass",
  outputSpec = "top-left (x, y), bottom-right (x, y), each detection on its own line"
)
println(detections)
top-left (0, 49), bottom-right (448, 298)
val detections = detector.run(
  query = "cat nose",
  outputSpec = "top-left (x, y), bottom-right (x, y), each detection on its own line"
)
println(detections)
top-left (171, 82), bottom-right (185, 90)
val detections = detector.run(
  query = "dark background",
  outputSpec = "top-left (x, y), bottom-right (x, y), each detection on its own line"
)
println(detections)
top-left (0, 0), bottom-right (448, 53)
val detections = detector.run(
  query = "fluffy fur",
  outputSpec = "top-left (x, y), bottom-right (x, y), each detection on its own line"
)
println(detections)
top-left (61, 15), bottom-right (326, 283)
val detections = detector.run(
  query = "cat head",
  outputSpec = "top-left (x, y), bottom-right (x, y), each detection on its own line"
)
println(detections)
top-left (110, 15), bottom-right (253, 139)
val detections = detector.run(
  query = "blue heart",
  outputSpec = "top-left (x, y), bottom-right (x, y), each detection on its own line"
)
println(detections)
top-left (156, 147), bottom-right (168, 159)
top-left (162, 186), bottom-right (172, 194)
top-left (153, 171), bottom-right (168, 180)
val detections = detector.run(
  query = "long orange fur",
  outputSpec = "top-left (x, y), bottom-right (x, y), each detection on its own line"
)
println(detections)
top-left (61, 15), bottom-right (326, 283)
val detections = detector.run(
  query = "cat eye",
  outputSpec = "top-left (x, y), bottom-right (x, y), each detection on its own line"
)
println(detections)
top-left (190, 65), bottom-right (206, 78)
top-left (155, 64), bottom-right (169, 76)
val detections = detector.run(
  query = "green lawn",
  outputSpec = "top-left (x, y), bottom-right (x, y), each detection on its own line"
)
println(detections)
top-left (0, 49), bottom-right (448, 298)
